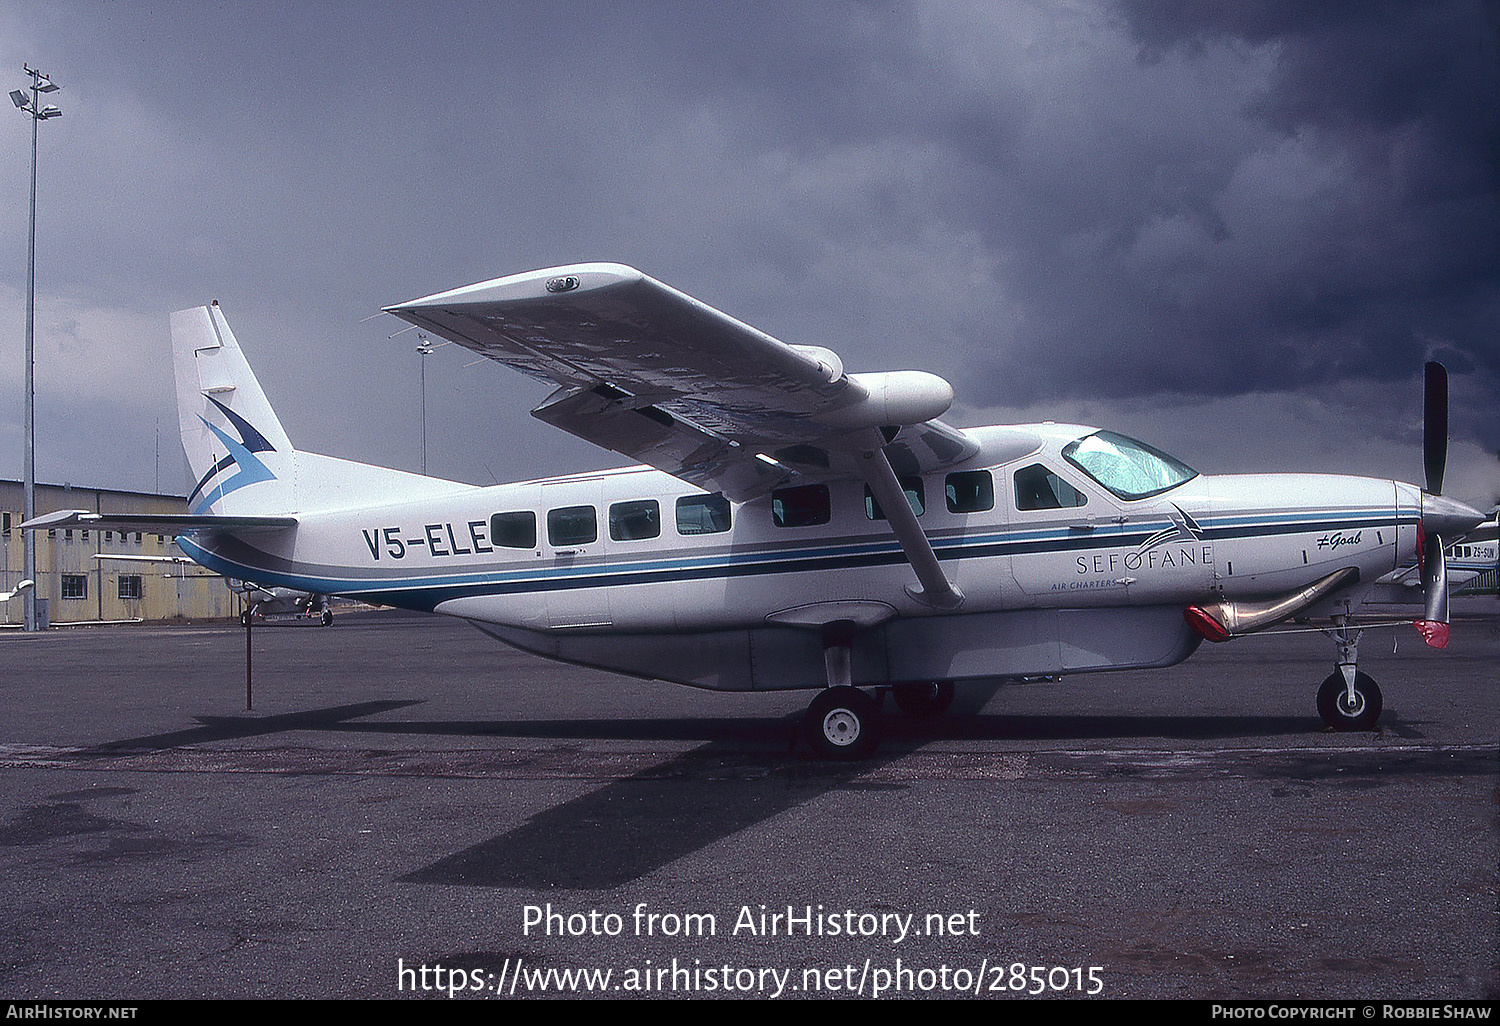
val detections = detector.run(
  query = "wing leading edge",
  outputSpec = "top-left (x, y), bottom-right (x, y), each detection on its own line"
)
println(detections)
top-left (383, 263), bottom-right (978, 502)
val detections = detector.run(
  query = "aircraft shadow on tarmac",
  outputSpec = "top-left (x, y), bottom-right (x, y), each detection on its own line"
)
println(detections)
top-left (78, 701), bottom-right (425, 754)
top-left (68, 700), bottom-right (1430, 891)
top-left (79, 702), bottom-right (1347, 755)
top-left (393, 711), bottom-right (1445, 890)
top-left (400, 745), bottom-right (885, 890)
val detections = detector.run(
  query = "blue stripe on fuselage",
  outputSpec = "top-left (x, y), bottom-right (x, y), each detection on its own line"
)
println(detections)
top-left (177, 506), bottom-right (1416, 611)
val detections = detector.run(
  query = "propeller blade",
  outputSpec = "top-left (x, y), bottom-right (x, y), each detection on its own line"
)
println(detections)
top-left (1414, 530), bottom-right (1450, 648)
top-left (1423, 361), bottom-right (1448, 496)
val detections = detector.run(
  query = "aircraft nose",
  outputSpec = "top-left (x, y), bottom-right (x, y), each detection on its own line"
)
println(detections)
top-left (1421, 492), bottom-right (1486, 537)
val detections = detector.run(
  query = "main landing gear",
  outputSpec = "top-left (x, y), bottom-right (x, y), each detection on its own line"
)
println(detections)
top-left (801, 682), bottom-right (958, 760)
top-left (805, 686), bottom-right (883, 760)
top-left (1314, 614), bottom-right (1383, 731)
top-left (800, 620), bottom-right (957, 759)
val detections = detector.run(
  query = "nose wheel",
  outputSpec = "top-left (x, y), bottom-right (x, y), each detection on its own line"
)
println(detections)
top-left (1317, 670), bottom-right (1382, 731)
top-left (1314, 613), bottom-right (1383, 731)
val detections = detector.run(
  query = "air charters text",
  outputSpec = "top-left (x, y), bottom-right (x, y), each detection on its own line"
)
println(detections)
top-left (523, 904), bottom-right (980, 945)
top-left (362, 523), bottom-right (494, 560)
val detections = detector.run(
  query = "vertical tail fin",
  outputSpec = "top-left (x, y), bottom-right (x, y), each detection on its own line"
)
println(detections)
top-left (172, 303), bottom-right (296, 515)
top-left (171, 302), bottom-right (474, 516)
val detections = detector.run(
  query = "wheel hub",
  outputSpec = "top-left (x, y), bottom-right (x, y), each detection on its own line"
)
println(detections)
top-left (821, 709), bottom-right (861, 747)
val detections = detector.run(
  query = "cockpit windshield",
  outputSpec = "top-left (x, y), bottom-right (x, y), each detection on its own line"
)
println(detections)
top-left (1061, 430), bottom-right (1197, 501)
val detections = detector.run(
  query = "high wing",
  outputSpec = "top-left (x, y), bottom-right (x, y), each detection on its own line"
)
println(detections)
top-left (383, 263), bottom-right (978, 503)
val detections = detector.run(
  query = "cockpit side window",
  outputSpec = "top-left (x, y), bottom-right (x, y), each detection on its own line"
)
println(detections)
top-left (1062, 430), bottom-right (1197, 501)
top-left (1013, 464), bottom-right (1088, 511)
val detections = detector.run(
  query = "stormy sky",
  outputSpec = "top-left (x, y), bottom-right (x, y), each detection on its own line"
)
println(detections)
top-left (1, 0), bottom-right (1496, 506)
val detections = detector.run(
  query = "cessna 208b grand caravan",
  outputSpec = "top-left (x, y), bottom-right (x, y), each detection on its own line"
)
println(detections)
top-left (26, 264), bottom-right (1487, 758)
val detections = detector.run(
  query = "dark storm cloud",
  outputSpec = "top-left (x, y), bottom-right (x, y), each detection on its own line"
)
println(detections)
top-left (1096, 0), bottom-right (1499, 443)
top-left (1, 1), bottom-right (1494, 499)
top-left (600, 2), bottom-right (1497, 442)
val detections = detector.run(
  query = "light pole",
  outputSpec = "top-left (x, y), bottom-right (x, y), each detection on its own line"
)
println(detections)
top-left (417, 335), bottom-right (433, 475)
top-left (10, 65), bottom-right (61, 632)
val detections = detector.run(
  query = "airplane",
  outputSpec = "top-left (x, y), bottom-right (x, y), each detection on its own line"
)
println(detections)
top-left (1370, 513), bottom-right (1498, 602)
top-left (0, 580), bottom-right (34, 603)
top-left (92, 553), bottom-right (336, 625)
top-left (231, 582), bottom-right (335, 627)
top-left (23, 263), bottom-right (1488, 758)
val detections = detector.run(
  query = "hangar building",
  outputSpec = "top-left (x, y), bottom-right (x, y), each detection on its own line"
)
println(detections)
top-left (0, 479), bottom-right (243, 625)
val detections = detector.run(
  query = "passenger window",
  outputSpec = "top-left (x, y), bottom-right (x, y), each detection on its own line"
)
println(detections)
top-left (771, 484), bottom-right (830, 528)
top-left (609, 499), bottom-right (661, 541)
top-left (864, 477), bottom-right (925, 520)
top-left (1014, 464), bottom-right (1087, 511)
top-left (676, 493), bottom-right (731, 535)
top-left (490, 511), bottom-right (537, 548)
top-left (547, 505), bottom-right (597, 546)
top-left (945, 470), bottom-right (994, 513)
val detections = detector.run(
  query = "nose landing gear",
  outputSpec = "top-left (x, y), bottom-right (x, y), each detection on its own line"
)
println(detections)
top-left (1316, 670), bottom-right (1382, 730)
top-left (1315, 615), bottom-right (1383, 731)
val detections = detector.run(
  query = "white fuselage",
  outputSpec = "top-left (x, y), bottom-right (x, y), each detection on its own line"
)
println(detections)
top-left (178, 423), bottom-right (1420, 691)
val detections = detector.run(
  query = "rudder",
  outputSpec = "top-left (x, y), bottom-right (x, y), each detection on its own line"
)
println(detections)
top-left (172, 303), bottom-right (296, 515)
top-left (171, 302), bottom-right (475, 517)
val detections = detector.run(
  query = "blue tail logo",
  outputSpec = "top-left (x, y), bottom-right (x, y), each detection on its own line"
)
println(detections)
top-left (189, 396), bottom-right (278, 514)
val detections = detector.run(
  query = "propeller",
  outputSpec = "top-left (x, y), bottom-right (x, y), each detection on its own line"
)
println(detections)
top-left (1416, 528), bottom-right (1448, 646)
top-left (1413, 361), bottom-right (1483, 648)
top-left (1423, 360), bottom-right (1447, 496)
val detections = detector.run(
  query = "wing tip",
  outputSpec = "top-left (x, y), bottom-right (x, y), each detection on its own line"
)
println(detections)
top-left (18, 509), bottom-right (92, 530)
top-left (385, 262), bottom-right (645, 314)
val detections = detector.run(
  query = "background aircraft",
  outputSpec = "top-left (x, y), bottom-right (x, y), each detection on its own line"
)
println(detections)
top-left (1370, 511), bottom-right (1498, 602)
top-left (92, 553), bottom-right (335, 625)
top-left (0, 580), bottom-right (34, 603)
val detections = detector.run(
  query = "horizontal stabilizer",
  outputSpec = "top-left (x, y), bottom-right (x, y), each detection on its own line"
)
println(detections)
top-left (21, 510), bottom-right (297, 535)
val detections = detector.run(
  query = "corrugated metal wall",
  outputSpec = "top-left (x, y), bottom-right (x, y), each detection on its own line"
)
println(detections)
top-left (1, 481), bottom-right (244, 624)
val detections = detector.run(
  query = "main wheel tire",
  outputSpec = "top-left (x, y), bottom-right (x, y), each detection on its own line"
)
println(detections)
top-left (804, 686), bottom-right (882, 760)
top-left (891, 680), bottom-right (956, 718)
top-left (1317, 671), bottom-right (1382, 731)
top-left (320, 609), bottom-right (333, 626)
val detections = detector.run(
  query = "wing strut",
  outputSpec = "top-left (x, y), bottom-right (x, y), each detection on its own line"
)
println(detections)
top-left (859, 444), bottom-right (964, 610)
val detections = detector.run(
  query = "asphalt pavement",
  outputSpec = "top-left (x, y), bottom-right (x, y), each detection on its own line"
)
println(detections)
top-left (0, 602), bottom-right (1495, 999)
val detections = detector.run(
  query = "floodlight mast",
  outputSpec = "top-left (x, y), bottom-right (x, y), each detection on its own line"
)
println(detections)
top-left (13, 65), bottom-right (62, 632)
